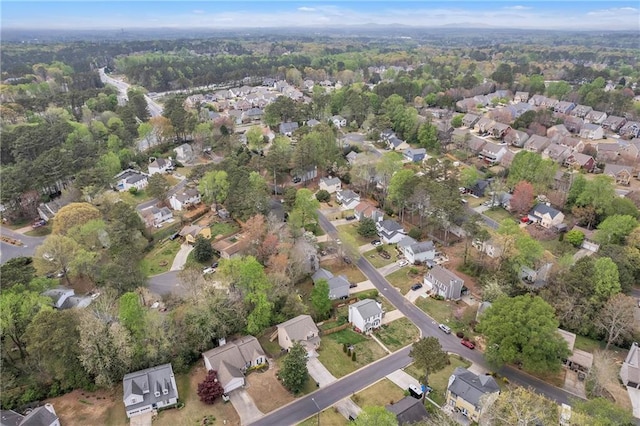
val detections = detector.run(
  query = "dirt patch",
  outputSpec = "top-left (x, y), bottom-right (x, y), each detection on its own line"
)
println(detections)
top-left (526, 224), bottom-right (558, 240)
top-left (440, 242), bottom-right (481, 297)
top-left (46, 388), bottom-right (126, 426)
top-left (245, 364), bottom-right (295, 413)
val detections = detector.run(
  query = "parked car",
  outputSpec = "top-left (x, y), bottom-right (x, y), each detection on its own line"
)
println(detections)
top-left (438, 324), bottom-right (452, 334)
top-left (211, 261), bottom-right (219, 268)
top-left (460, 340), bottom-right (475, 349)
top-left (371, 239), bottom-right (382, 246)
top-left (411, 283), bottom-right (423, 291)
top-left (32, 219), bottom-right (46, 229)
top-left (345, 215), bottom-right (356, 221)
top-left (349, 283), bottom-right (358, 288)
top-left (343, 256), bottom-right (352, 264)
top-left (292, 176), bottom-right (302, 184)
top-left (203, 267), bottom-right (216, 275)
top-left (397, 259), bottom-right (409, 267)
top-left (521, 216), bottom-right (531, 224)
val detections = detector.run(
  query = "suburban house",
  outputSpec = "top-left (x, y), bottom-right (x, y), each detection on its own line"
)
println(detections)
top-left (620, 342), bottom-right (640, 389)
top-left (469, 179), bottom-right (490, 197)
top-left (148, 157), bottom-right (173, 175)
top-left (424, 265), bottom-right (465, 300)
top-left (397, 236), bottom-right (436, 265)
top-left (42, 287), bottom-right (94, 310)
top-left (620, 121), bottom-right (640, 139)
top-left (348, 299), bottom-right (384, 334)
top-left (543, 143), bottom-right (572, 163)
top-left (346, 151), bottom-right (358, 165)
top-left (556, 135), bottom-right (585, 153)
top-left (491, 122), bottom-right (511, 139)
top-left (563, 116), bottom-right (583, 133)
top-left (279, 121), bottom-right (299, 136)
top-left (354, 201), bottom-right (383, 223)
top-left (336, 190), bottom-right (361, 210)
top-left (547, 124), bottom-right (571, 140)
top-left (499, 149), bottom-right (516, 168)
top-left (570, 225), bottom-right (600, 253)
top-left (243, 107), bottom-right (263, 122)
top-left (602, 115), bottom-right (626, 132)
top-left (446, 367), bottom-right (500, 423)
top-left (579, 123), bottom-right (604, 140)
top-left (528, 94), bottom-right (547, 107)
top-left (584, 110), bottom-right (607, 124)
top-left (387, 136), bottom-right (410, 151)
top-left (468, 136), bottom-right (487, 154)
top-left (528, 204), bottom-right (565, 229)
top-left (571, 104), bottom-right (593, 118)
top-left (37, 198), bottom-right (70, 223)
top-left (565, 153), bottom-right (595, 172)
top-left (462, 113), bottom-right (480, 128)
top-left (480, 143), bottom-right (508, 164)
top-left (173, 143), bottom-right (194, 164)
top-left (0, 404), bottom-right (60, 426)
top-left (620, 139), bottom-right (640, 163)
top-left (306, 118), bottom-right (320, 128)
top-left (524, 135), bottom-right (551, 153)
top-left (169, 188), bottom-right (201, 211)
top-left (114, 169), bottom-right (149, 192)
top-left (122, 364), bottom-right (179, 418)
top-left (330, 115), bottom-right (347, 128)
top-left (504, 129), bottom-right (529, 148)
top-left (297, 166), bottom-right (318, 183)
top-left (212, 232), bottom-right (250, 259)
top-left (558, 329), bottom-right (594, 373)
top-left (403, 148), bottom-right (427, 163)
top-left (596, 143), bottom-right (622, 162)
top-left (179, 224), bottom-right (212, 244)
top-left (140, 206), bottom-right (173, 227)
top-left (604, 164), bottom-right (634, 185)
top-left (386, 397), bottom-right (430, 425)
top-left (514, 91), bottom-right (529, 103)
top-left (475, 117), bottom-right (495, 135)
top-left (520, 263), bottom-right (553, 288)
top-left (276, 315), bottom-right (320, 355)
top-left (553, 101), bottom-right (575, 115)
top-left (202, 337), bottom-right (266, 394)
top-left (376, 219), bottom-right (406, 244)
top-left (319, 177), bottom-right (342, 194)
top-left (311, 268), bottom-right (350, 300)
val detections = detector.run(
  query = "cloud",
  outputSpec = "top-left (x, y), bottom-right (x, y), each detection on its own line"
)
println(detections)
top-left (503, 5), bottom-right (532, 10)
top-left (298, 7), bottom-right (316, 12)
top-left (192, 10), bottom-right (205, 15)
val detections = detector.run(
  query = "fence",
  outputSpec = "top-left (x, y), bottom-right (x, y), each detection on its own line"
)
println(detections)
top-left (321, 323), bottom-right (350, 336)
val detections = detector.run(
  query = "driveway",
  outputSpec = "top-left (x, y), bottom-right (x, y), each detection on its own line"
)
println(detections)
top-left (359, 243), bottom-right (374, 253)
top-left (381, 309), bottom-right (405, 325)
top-left (377, 262), bottom-right (401, 277)
top-left (129, 411), bottom-right (153, 426)
top-left (170, 243), bottom-right (193, 271)
top-left (228, 389), bottom-right (264, 425)
top-left (331, 218), bottom-right (351, 227)
top-left (386, 369), bottom-right (420, 390)
top-left (628, 387), bottom-right (640, 418)
top-left (334, 397), bottom-right (362, 420)
top-left (307, 357), bottom-right (337, 387)
top-left (349, 280), bottom-right (375, 294)
top-left (406, 287), bottom-right (427, 303)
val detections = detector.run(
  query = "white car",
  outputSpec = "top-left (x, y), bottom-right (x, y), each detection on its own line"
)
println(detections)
top-left (203, 267), bottom-right (216, 275)
top-left (397, 260), bottom-right (409, 267)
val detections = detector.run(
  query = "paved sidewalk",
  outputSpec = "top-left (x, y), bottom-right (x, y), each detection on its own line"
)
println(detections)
top-left (331, 219), bottom-right (351, 227)
top-left (381, 309), bottom-right (405, 325)
top-left (307, 357), bottom-right (337, 387)
top-left (170, 243), bottom-right (193, 271)
top-left (334, 397), bottom-right (362, 420)
top-left (229, 389), bottom-right (264, 425)
top-left (627, 387), bottom-right (640, 418)
top-left (370, 333), bottom-right (391, 354)
top-left (377, 263), bottom-right (401, 277)
top-left (467, 362), bottom-right (490, 376)
top-left (349, 280), bottom-right (375, 294)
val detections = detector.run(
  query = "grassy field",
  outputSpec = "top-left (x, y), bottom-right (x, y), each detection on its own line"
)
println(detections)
top-left (385, 267), bottom-right (423, 295)
top-left (373, 318), bottom-right (420, 352)
top-left (258, 327), bottom-right (283, 357)
top-left (404, 355), bottom-right (471, 406)
top-left (337, 223), bottom-right (373, 246)
top-left (323, 261), bottom-right (367, 284)
top-left (140, 238), bottom-right (182, 276)
top-left (24, 226), bottom-right (52, 237)
top-left (298, 408), bottom-right (348, 426)
top-left (317, 329), bottom-right (387, 378)
top-left (414, 297), bottom-right (477, 338)
top-left (483, 207), bottom-right (513, 223)
top-left (352, 378), bottom-right (406, 407)
top-left (116, 189), bottom-right (154, 206)
top-left (363, 247), bottom-right (399, 268)
top-left (210, 221), bottom-right (240, 238)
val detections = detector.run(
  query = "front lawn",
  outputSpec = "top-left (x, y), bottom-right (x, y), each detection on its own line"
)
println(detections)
top-left (140, 238), bottom-right (182, 276)
top-left (317, 329), bottom-right (387, 378)
top-left (323, 261), bottom-right (367, 284)
top-left (117, 189), bottom-right (154, 206)
top-left (483, 207), bottom-right (513, 223)
top-left (415, 297), bottom-right (477, 338)
top-left (385, 267), bottom-right (424, 295)
top-left (298, 408), bottom-right (348, 426)
top-left (352, 378), bottom-right (406, 407)
top-left (352, 289), bottom-right (394, 312)
top-left (540, 238), bottom-right (578, 258)
top-left (337, 223), bottom-right (373, 246)
top-left (404, 355), bottom-right (471, 406)
top-left (373, 318), bottom-right (420, 352)
top-left (363, 247), bottom-right (399, 268)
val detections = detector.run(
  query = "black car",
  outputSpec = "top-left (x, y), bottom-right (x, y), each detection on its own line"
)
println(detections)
top-left (343, 256), bottom-right (352, 264)
top-left (349, 283), bottom-right (358, 288)
top-left (345, 215), bottom-right (356, 221)
top-left (292, 176), bottom-right (302, 183)
top-left (410, 283), bottom-right (423, 291)
top-left (211, 261), bottom-right (219, 268)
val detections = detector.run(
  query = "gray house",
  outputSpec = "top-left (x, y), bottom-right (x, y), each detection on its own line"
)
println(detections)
top-left (0, 404), bottom-right (60, 426)
top-left (312, 268), bottom-right (350, 300)
top-left (620, 342), bottom-right (640, 389)
top-left (424, 265), bottom-right (464, 300)
top-left (123, 364), bottom-right (179, 418)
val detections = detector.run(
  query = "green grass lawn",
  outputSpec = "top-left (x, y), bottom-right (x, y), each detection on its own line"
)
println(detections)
top-left (540, 238), bottom-right (578, 258)
top-left (574, 335), bottom-right (605, 353)
top-left (210, 221), bottom-right (239, 238)
top-left (351, 289), bottom-right (394, 312)
top-left (414, 297), bottom-right (477, 338)
top-left (24, 226), bottom-right (52, 237)
top-left (317, 329), bottom-right (387, 378)
top-left (352, 378), bottom-right (406, 407)
top-left (298, 408), bottom-right (348, 426)
top-left (483, 207), bottom-right (513, 223)
top-left (3, 218), bottom-right (30, 229)
top-left (363, 247), bottom-right (399, 268)
top-left (141, 239), bottom-right (182, 276)
top-left (337, 223), bottom-right (372, 246)
top-left (404, 355), bottom-right (471, 406)
top-left (324, 263), bottom-right (367, 284)
top-left (385, 268), bottom-right (424, 295)
top-left (258, 327), bottom-right (283, 357)
top-left (373, 318), bottom-right (420, 352)
top-left (117, 189), bottom-right (154, 206)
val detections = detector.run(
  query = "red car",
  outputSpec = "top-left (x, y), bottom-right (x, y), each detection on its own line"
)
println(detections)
top-left (520, 216), bottom-right (530, 223)
top-left (461, 340), bottom-right (475, 350)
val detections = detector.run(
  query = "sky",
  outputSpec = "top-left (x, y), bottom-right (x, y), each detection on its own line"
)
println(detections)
top-left (2, 1), bottom-right (639, 31)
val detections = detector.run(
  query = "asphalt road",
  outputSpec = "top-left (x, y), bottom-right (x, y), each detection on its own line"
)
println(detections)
top-left (147, 270), bottom-right (182, 295)
top-left (99, 68), bottom-right (163, 117)
top-left (0, 227), bottom-right (46, 264)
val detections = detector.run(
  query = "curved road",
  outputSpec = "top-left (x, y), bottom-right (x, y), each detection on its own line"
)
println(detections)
top-left (0, 227), bottom-right (46, 264)
top-left (98, 68), bottom-right (163, 117)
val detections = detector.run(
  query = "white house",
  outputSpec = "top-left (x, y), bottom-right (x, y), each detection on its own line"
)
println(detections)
top-left (348, 299), bottom-right (383, 334)
top-left (480, 143), bottom-right (508, 164)
top-left (123, 364), bottom-right (179, 418)
top-left (141, 206), bottom-right (173, 227)
top-left (424, 265), bottom-right (464, 300)
top-left (114, 169), bottom-right (149, 192)
top-left (336, 190), bottom-right (361, 210)
top-left (354, 201), bottom-right (383, 222)
top-left (578, 123), bottom-right (604, 140)
top-left (202, 336), bottom-right (266, 394)
top-left (331, 115), bottom-right (347, 128)
top-left (173, 143), bottom-right (194, 164)
top-left (528, 204), bottom-right (565, 229)
top-left (319, 177), bottom-right (342, 194)
top-left (397, 236), bottom-right (436, 265)
top-left (169, 188), bottom-right (202, 211)
top-left (472, 239), bottom-right (503, 259)
top-left (376, 220), bottom-right (406, 244)
top-left (148, 158), bottom-right (173, 175)
top-left (620, 342), bottom-right (640, 389)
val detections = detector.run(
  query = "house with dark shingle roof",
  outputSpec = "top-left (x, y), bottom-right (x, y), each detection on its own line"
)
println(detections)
top-left (0, 404), bottom-right (60, 426)
top-left (579, 123), bottom-right (604, 140)
top-left (524, 135), bottom-right (551, 153)
top-left (336, 189), bottom-right (360, 210)
top-left (528, 203), bottom-right (565, 229)
top-left (279, 121), bottom-right (299, 136)
top-left (376, 219), bottom-right (406, 244)
top-left (585, 110), bottom-right (607, 124)
top-left (571, 104), bottom-right (593, 118)
top-left (397, 236), bottom-right (436, 265)
top-left (311, 268), bottom-right (350, 300)
top-left (504, 129), bottom-right (529, 148)
top-left (202, 337), bottom-right (266, 394)
top-left (424, 265), bottom-right (464, 300)
top-left (462, 113), bottom-right (481, 128)
top-left (446, 367), bottom-right (500, 423)
top-left (620, 121), bottom-right (640, 139)
top-left (386, 396), bottom-right (430, 425)
top-left (114, 169), bottom-right (149, 192)
top-left (123, 364), bottom-right (178, 418)
top-left (403, 148), bottom-right (427, 163)
top-left (602, 115), bottom-right (627, 132)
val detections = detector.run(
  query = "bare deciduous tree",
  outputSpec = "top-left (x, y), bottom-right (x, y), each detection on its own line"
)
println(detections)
top-left (596, 293), bottom-right (636, 350)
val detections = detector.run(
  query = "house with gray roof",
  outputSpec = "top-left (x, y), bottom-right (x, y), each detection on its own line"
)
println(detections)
top-left (319, 177), bottom-right (342, 194)
top-left (279, 121), bottom-right (299, 136)
top-left (446, 367), bottom-right (500, 423)
top-left (543, 143), bottom-right (572, 163)
top-left (554, 101), bottom-right (575, 115)
top-left (528, 203), bottom-right (565, 229)
top-left (397, 236), bottom-right (436, 265)
top-left (386, 396), bottom-right (430, 425)
top-left (169, 188), bottom-right (201, 211)
top-left (524, 135), bottom-right (551, 153)
top-left (514, 91), bottom-right (529, 103)
top-left (571, 104), bottom-right (593, 118)
top-left (0, 404), bottom-right (60, 426)
top-left (336, 189), bottom-right (360, 210)
top-left (123, 363), bottom-right (178, 418)
top-left (42, 287), bottom-right (94, 310)
top-left (468, 136), bottom-right (487, 154)
top-left (424, 265), bottom-right (464, 300)
top-left (148, 157), bottom-right (173, 175)
top-left (579, 123), bottom-right (604, 140)
top-left (387, 136), bottom-right (409, 151)
top-left (114, 169), bottom-right (149, 192)
top-left (499, 149), bottom-right (516, 168)
top-left (348, 299), bottom-right (383, 334)
top-left (202, 337), bottom-right (266, 394)
top-left (620, 121), bottom-right (640, 139)
top-left (277, 314), bottom-right (320, 354)
top-left (584, 110), bottom-right (607, 125)
top-left (602, 115), bottom-right (627, 132)
top-left (462, 113), bottom-right (480, 128)
top-left (480, 143), bottom-right (508, 164)
top-left (604, 164), bottom-right (634, 186)
top-left (376, 219), bottom-right (406, 244)
top-left (504, 129), bottom-right (529, 148)
top-left (331, 115), bottom-right (347, 128)
top-left (620, 342), bottom-right (640, 389)
top-left (403, 148), bottom-right (427, 163)
top-left (306, 118), bottom-right (320, 127)
top-left (311, 268), bottom-right (350, 300)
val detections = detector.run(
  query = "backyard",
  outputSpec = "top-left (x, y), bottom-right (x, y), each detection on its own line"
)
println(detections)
top-left (351, 378), bottom-right (406, 408)
top-left (404, 355), bottom-right (471, 406)
top-left (373, 318), bottom-right (420, 352)
top-left (363, 247), bottom-right (400, 268)
top-left (317, 329), bottom-right (387, 378)
top-left (210, 221), bottom-right (240, 238)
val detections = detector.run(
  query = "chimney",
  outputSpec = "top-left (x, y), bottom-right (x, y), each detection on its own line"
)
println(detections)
top-left (218, 337), bottom-right (226, 347)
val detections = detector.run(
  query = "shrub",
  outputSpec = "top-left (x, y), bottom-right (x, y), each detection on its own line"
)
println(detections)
top-left (376, 245), bottom-right (384, 252)
top-left (565, 229), bottom-right (585, 247)
top-left (456, 331), bottom-right (464, 339)
top-left (316, 190), bottom-right (331, 203)
top-left (128, 187), bottom-right (138, 195)
top-left (197, 370), bottom-right (224, 404)
top-left (408, 228), bottom-right (422, 239)
top-left (352, 351), bottom-right (356, 361)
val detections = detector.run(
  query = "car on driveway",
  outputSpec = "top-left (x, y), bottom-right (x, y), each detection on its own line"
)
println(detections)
top-left (292, 176), bottom-right (302, 184)
top-left (349, 283), bottom-right (358, 288)
top-left (460, 340), bottom-right (475, 349)
top-left (32, 219), bottom-right (46, 228)
top-left (397, 259), bottom-right (409, 267)
top-left (343, 256), bottom-right (352, 264)
top-left (438, 324), bottom-right (451, 334)
top-left (345, 215), bottom-right (356, 221)
top-left (411, 283), bottom-right (423, 291)
top-left (371, 239), bottom-right (382, 246)
top-left (203, 267), bottom-right (216, 275)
